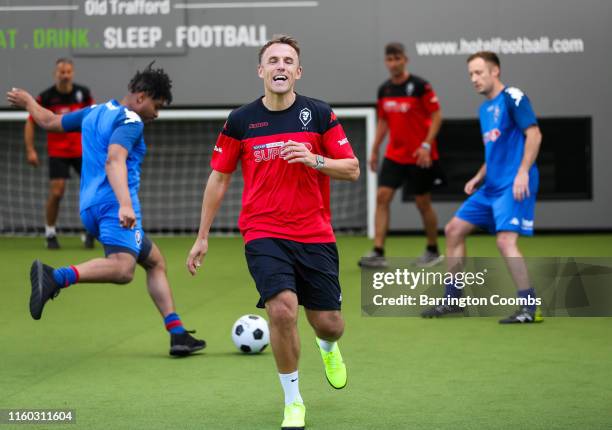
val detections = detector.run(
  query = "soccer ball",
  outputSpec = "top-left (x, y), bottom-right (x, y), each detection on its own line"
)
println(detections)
top-left (231, 314), bottom-right (270, 354)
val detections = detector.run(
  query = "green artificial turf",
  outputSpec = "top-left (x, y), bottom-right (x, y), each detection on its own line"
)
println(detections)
top-left (0, 235), bottom-right (611, 429)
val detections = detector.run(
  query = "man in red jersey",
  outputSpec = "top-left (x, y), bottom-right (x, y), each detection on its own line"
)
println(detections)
top-left (359, 42), bottom-right (444, 268)
top-left (186, 35), bottom-right (359, 430)
top-left (24, 58), bottom-right (95, 249)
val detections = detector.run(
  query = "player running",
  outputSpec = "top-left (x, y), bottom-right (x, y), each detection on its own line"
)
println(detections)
top-left (186, 35), bottom-right (359, 429)
top-left (421, 51), bottom-right (543, 323)
top-left (7, 63), bottom-right (206, 355)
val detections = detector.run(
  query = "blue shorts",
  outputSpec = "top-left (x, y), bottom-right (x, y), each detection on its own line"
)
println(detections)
top-left (80, 201), bottom-right (152, 260)
top-left (455, 184), bottom-right (537, 236)
top-left (245, 238), bottom-right (342, 310)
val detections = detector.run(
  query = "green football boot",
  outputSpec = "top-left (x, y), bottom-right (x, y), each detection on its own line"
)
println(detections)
top-left (281, 401), bottom-right (305, 430)
top-left (316, 338), bottom-right (347, 389)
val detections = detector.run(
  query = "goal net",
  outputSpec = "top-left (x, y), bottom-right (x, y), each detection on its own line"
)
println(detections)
top-left (0, 108), bottom-right (375, 236)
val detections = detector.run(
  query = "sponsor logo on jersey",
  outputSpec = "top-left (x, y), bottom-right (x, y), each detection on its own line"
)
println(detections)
top-left (383, 99), bottom-right (411, 113)
top-left (253, 141), bottom-right (313, 162)
top-left (253, 141), bottom-right (284, 151)
top-left (521, 219), bottom-right (534, 230)
top-left (510, 217), bottom-right (520, 226)
top-left (214, 145), bottom-right (223, 153)
top-left (299, 108), bottom-right (312, 126)
top-left (337, 137), bottom-right (349, 146)
top-left (249, 121), bottom-right (269, 129)
top-left (483, 128), bottom-right (501, 144)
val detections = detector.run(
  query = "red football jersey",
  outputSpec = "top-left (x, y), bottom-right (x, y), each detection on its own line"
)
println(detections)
top-left (30, 84), bottom-right (94, 158)
top-left (377, 75), bottom-right (440, 164)
top-left (211, 95), bottom-right (356, 244)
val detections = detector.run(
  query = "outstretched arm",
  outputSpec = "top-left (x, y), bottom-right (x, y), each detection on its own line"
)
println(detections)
top-left (7, 88), bottom-right (64, 132)
top-left (186, 170), bottom-right (233, 275)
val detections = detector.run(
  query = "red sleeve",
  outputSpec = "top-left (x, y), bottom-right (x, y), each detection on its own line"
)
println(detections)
top-left (421, 83), bottom-right (440, 114)
top-left (321, 112), bottom-right (355, 159)
top-left (210, 123), bottom-right (241, 173)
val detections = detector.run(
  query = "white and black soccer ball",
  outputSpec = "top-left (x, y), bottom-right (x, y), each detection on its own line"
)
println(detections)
top-left (231, 314), bottom-right (270, 354)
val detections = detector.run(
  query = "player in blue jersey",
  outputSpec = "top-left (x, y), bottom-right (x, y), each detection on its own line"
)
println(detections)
top-left (7, 64), bottom-right (206, 355)
top-left (421, 51), bottom-right (543, 323)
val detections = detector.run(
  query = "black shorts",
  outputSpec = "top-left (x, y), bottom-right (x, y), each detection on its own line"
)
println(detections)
top-left (48, 157), bottom-right (82, 180)
top-left (245, 238), bottom-right (342, 311)
top-left (378, 157), bottom-right (445, 196)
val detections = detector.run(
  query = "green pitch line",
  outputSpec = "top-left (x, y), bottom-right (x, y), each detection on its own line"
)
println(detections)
top-left (0, 235), bottom-right (610, 429)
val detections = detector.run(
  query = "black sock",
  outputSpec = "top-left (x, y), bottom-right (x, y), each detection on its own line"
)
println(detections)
top-left (373, 247), bottom-right (384, 257)
top-left (426, 244), bottom-right (438, 254)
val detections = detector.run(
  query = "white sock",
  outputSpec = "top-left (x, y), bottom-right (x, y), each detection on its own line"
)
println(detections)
top-left (279, 371), bottom-right (303, 405)
top-left (45, 225), bottom-right (56, 237)
top-left (318, 338), bottom-right (336, 353)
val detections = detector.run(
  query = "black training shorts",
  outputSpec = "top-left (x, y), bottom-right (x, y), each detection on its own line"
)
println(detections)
top-left (378, 157), bottom-right (445, 196)
top-left (48, 157), bottom-right (82, 180)
top-left (245, 238), bottom-right (342, 311)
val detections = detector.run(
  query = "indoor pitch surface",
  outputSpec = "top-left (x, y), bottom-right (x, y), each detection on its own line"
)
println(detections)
top-left (1, 235), bottom-right (611, 429)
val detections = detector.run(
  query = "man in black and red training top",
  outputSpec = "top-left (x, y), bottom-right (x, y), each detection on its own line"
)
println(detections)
top-left (186, 35), bottom-right (359, 430)
top-left (24, 58), bottom-right (95, 249)
top-left (359, 42), bottom-right (444, 268)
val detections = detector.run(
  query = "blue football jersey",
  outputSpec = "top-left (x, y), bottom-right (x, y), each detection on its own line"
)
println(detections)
top-left (479, 87), bottom-right (538, 193)
top-left (61, 100), bottom-right (146, 212)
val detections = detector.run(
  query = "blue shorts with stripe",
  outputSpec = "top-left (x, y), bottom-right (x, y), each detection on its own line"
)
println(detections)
top-left (80, 201), bottom-right (152, 260)
top-left (455, 181), bottom-right (538, 236)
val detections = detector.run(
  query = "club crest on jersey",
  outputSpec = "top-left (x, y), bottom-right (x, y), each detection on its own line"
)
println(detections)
top-left (299, 108), bottom-right (312, 126)
top-left (75, 90), bottom-right (83, 103)
top-left (135, 230), bottom-right (142, 246)
top-left (406, 82), bottom-right (414, 95)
